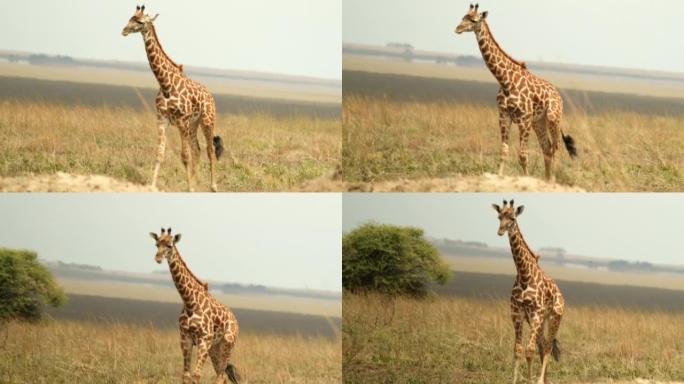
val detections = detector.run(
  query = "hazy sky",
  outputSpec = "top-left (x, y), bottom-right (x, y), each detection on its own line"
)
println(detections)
top-left (0, 194), bottom-right (341, 292)
top-left (344, 0), bottom-right (684, 73)
top-left (0, 0), bottom-right (341, 79)
top-left (343, 194), bottom-right (683, 266)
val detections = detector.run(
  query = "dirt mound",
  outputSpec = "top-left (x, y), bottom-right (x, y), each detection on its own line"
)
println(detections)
top-left (0, 172), bottom-right (158, 192)
top-left (345, 173), bottom-right (585, 192)
top-left (575, 380), bottom-right (683, 384)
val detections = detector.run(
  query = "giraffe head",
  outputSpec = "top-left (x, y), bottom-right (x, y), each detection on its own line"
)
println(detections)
top-left (149, 227), bottom-right (181, 264)
top-left (122, 5), bottom-right (159, 36)
top-left (492, 199), bottom-right (524, 236)
top-left (455, 3), bottom-right (488, 34)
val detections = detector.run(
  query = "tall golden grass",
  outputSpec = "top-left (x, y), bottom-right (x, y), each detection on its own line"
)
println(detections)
top-left (342, 95), bottom-right (683, 191)
top-left (0, 100), bottom-right (340, 191)
top-left (343, 293), bottom-right (684, 383)
top-left (0, 319), bottom-right (341, 384)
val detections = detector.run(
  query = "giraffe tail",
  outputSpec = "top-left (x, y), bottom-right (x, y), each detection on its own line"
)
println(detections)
top-left (562, 133), bottom-right (577, 158)
top-left (213, 136), bottom-right (224, 160)
top-left (552, 338), bottom-right (561, 361)
top-left (226, 363), bottom-right (240, 384)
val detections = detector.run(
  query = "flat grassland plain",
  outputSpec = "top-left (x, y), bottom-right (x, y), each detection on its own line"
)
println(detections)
top-left (1, 271), bottom-right (342, 383)
top-left (342, 54), bottom-right (684, 192)
top-left (0, 58), bottom-right (341, 192)
top-left (343, 259), bottom-right (684, 383)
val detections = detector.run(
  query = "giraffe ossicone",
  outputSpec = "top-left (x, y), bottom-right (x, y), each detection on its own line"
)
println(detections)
top-left (492, 200), bottom-right (564, 384)
top-left (150, 228), bottom-right (239, 384)
top-left (123, 6), bottom-right (223, 192)
top-left (456, 5), bottom-right (577, 181)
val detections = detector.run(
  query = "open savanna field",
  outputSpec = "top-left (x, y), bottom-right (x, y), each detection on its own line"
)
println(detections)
top-left (1, 290), bottom-right (341, 384)
top-left (0, 71), bottom-right (340, 192)
top-left (343, 291), bottom-right (684, 384)
top-left (1, 318), bottom-right (341, 384)
top-left (342, 60), bottom-right (684, 191)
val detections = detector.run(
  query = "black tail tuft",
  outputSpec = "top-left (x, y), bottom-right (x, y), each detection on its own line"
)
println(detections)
top-left (552, 338), bottom-right (561, 362)
top-left (213, 136), bottom-right (224, 160)
top-left (562, 134), bottom-right (577, 158)
top-left (226, 363), bottom-right (239, 384)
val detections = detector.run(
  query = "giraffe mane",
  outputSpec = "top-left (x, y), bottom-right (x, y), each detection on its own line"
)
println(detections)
top-left (482, 20), bottom-right (527, 70)
top-left (514, 223), bottom-right (540, 263)
top-left (173, 245), bottom-right (209, 290)
top-left (147, 22), bottom-right (184, 72)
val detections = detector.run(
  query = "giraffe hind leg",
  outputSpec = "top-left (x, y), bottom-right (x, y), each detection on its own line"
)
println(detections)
top-left (221, 335), bottom-right (239, 384)
top-left (190, 130), bottom-right (201, 184)
top-left (538, 313), bottom-right (563, 383)
top-left (201, 122), bottom-right (219, 192)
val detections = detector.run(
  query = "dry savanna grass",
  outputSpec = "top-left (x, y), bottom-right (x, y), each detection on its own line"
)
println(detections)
top-left (343, 96), bottom-right (683, 191)
top-left (343, 293), bottom-right (684, 384)
top-left (0, 100), bottom-right (340, 192)
top-left (0, 319), bottom-right (341, 384)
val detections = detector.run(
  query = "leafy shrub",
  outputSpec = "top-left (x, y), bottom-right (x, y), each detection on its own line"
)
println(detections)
top-left (0, 248), bottom-right (66, 321)
top-left (343, 223), bottom-right (450, 296)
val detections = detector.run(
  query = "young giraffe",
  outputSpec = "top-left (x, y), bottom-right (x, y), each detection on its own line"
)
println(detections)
top-left (122, 5), bottom-right (223, 192)
top-left (492, 200), bottom-right (564, 384)
top-left (150, 228), bottom-right (239, 384)
top-left (456, 4), bottom-right (577, 181)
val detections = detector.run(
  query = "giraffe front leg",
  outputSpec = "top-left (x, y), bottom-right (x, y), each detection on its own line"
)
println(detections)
top-left (179, 330), bottom-right (193, 384)
top-left (526, 313), bottom-right (545, 383)
top-left (511, 308), bottom-right (524, 384)
top-left (497, 106), bottom-right (512, 176)
top-left (192, 337), bottom-right (211, 384)
top-left (151, 116), bottom-right (169, 188)
top-left (518, 118), bottom-right (532, 176)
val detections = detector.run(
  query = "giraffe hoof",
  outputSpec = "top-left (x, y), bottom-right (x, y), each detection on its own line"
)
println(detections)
top-left (211, 184), bottom-right (218, 192)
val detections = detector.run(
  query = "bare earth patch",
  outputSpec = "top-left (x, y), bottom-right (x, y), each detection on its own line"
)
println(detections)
top-left (344, 173), bottom-right (586, 192)
top-left (0, 172), bottom-right (158, 192)
top-left (575, 381), bottom-right (684, 384)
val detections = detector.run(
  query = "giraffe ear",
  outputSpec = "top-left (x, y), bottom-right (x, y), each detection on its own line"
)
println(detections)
top-left (492, 204), bottom-right (501, 213)
top-left (149, 232), bottom-right (159, 241)
top-left (173, 234), bottom-right (182, 244)
top-left (481, 11), bottom-right (488, 19)
top-left (516, 205), bottom-right (525, 216)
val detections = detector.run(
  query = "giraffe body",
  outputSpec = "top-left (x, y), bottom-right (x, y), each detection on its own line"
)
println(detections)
top-left (123, 6), bottom-right (223, 192)
top-left (150, 228), bottom-right (239, 384)
top-left (456, 4), bottom-right (576, 180)
top-left (493, 200), bottom-right (564, 384)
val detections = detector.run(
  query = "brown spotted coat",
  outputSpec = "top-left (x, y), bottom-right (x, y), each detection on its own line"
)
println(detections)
top-left (150, 228), bottom-right (239, 384)
top-left (122, 6), bottom-right (221, 192)
top-left (456, 4), bottom-right (576, 180)
top-left (492, 200), bottom-right (564, 384)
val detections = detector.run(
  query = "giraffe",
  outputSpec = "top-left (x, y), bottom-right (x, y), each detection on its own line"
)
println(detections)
top-left (150, 228), bottom-right (239, 384)
top-left (122, 5), bottom-right (223, 192)
top-left (492, 200), bottom-right (565, 384)
top-left (455, 4), bottom-right (577, 181)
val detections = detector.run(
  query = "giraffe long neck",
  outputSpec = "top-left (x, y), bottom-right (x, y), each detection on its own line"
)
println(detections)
top-left (474, 21), bottom-right (527, 90)
top-left (167, 247), bottom-right (205, 308)
top-left (141, 24), bottom-right (182, 93)
top-left (507, 224), bottom-right (538, 280)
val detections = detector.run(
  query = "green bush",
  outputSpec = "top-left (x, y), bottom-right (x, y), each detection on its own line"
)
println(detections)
top-left (343, 223), bottom-right (450, 296)
top-left (0, 248), bottom-right (66, 321)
